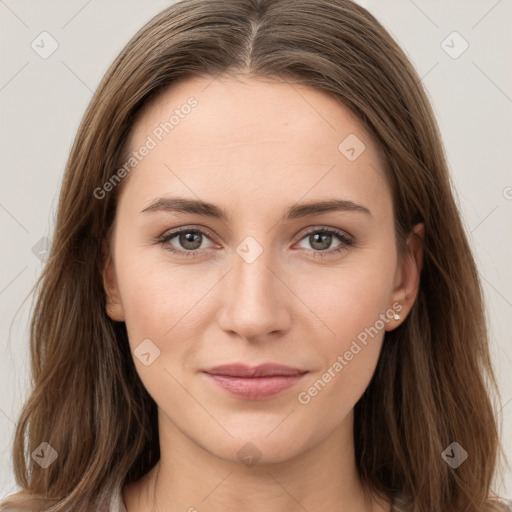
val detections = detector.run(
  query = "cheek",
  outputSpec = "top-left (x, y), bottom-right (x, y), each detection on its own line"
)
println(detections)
top-left (298, 252), bottom-right (396, 346)
top-left (113, 253), bottom-right (201, 409)
top-left (296, 339), bottom-right (382, 428)
top-left (115, 248), bottom-right (221, 363)
top-left (295, 268), bottom-right (392, 415)
top-left (113, 243), bottom-right (174, 344)
top-left (294, 249), bottom-right (395, 402)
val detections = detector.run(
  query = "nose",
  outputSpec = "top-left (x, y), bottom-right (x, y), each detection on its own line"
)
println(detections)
top-left (217, 244), bottom-right (292, 342)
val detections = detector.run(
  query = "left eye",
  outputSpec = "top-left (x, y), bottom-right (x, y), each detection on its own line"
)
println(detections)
top-left (296, 229), bottom-right (352, 253)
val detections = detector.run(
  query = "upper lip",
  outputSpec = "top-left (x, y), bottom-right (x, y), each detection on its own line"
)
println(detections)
top-left (202, 363), bottom-right (308, 377)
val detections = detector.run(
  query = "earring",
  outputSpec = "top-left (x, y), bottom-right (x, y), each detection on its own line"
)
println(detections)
top-left (107, 291), bottom-right (116, 314)
top-left (393, 311), bottom-right (400, 320)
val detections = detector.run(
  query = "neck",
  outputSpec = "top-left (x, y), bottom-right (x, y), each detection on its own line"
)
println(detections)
top-left (123, 409), bottom-right (390, 512)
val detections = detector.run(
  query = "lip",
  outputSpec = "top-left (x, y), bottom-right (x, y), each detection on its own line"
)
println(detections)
top-left (201, 363), bottom-right (309, 400)
top-left (203, 363), bottom-right (308, 377)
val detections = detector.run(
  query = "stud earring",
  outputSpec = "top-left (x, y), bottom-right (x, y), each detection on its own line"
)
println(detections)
top-left (393, 311), bottom-right (400, 320)
top-left (106, 289), bottom-right (117, 314)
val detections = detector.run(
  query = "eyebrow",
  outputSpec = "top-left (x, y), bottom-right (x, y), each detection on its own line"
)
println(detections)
top-left (140, 197), bottom-right (372, 219)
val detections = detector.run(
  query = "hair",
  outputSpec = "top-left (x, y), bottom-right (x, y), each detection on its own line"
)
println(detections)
top-left (1, 0), bottom-right (509, 511)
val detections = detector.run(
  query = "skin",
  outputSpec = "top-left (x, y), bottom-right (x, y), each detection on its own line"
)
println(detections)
top-left (103, 73), bottom-right (423, 512)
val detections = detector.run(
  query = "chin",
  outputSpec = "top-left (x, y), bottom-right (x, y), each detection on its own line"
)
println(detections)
top-left (190, 423), bottom-right (315, 467)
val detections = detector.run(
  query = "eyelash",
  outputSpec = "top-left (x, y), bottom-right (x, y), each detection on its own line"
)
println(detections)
top-left (156, 226), bottom-right (354, 260)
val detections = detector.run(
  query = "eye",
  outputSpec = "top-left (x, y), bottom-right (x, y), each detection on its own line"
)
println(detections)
top-left (157, 227), bottom-right (217, 257)
top-left (295, 227), bottom-right (354, 258)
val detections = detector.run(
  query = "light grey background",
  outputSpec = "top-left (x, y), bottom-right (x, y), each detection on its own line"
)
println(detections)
top-left (1, 0), bottom-right (511, 502)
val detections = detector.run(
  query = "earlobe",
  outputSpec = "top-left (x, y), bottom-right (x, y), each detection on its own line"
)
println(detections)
top-left (386, 222), bottom-right (424, 330)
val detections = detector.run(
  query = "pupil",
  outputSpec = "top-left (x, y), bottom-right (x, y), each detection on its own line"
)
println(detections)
top-left (313, 233), bottom-right (330, 250)
top-left (181, 231), bottom-right (201, 249)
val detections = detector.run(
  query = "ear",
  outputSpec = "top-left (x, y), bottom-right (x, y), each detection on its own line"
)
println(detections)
top-left (102, 239), bottom-right (125, 322)
top-left (385, 222), bottom-right (424, 331)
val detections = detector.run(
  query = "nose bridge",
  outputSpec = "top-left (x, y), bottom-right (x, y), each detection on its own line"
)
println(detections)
top-left (234, 236), bottom-right (274, 294)
top-left (218, 234), bottom-right (290, 339)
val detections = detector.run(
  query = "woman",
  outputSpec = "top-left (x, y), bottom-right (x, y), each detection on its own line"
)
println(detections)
top-left (1, 0), bottom-right (509, 511)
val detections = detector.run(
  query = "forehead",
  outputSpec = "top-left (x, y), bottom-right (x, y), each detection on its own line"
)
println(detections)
top-left (120, 74), bottom-right (391, 219)
top-left (131, 74), bottom-right (380, 155)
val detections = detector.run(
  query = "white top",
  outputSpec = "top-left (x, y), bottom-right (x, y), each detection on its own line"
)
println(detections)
top-left (109, 485), bottom-right (128, 512)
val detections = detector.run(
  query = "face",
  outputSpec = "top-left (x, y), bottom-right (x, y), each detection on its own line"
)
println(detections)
top-left (103, 74), bottom-right (422, 465)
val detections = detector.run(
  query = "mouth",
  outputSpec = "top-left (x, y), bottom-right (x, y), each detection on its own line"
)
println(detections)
top-left (201, 363), bottom-right (309, 400)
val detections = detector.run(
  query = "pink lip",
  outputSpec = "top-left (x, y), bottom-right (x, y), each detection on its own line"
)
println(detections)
top-left (202, 363), bottom-right (308, 400)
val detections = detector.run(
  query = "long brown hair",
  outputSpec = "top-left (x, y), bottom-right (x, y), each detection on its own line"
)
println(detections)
top-left (1, 1), bottom-right (508, 510)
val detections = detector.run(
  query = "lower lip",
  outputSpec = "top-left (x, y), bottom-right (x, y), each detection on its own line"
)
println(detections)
top-left (203, 372), bottom-right (307, 400)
